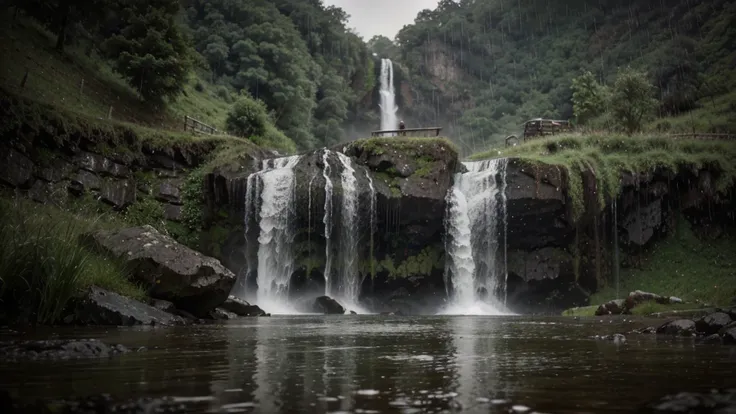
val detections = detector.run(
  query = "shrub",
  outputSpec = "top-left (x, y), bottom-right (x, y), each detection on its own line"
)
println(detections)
top-left (225, 94), bottom-right (270, 138)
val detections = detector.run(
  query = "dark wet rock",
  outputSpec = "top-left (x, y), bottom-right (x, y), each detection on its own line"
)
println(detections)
top-left (314, 296), bottom-right (345, 314)
top-left (81, 226), bottom-right (236, 317)
top-left (71, 286), bottom-right (185, 326)
top-left (723, 326), bottom-right (736, 345)
top-left (625, 290), bottom-right (674, 310)
top-left (220, 295), bottom-right (250, 315)
top-left (701, 334), bottom-right (723, 344)
top-left (695, 312), bottom-right (733, 336)
top-left (639, 389), bottom-right (736, 413)
top-left (72, 170), bottom-right (101, 191)
top-left (621, 199), bottom-right (662, 246)
top-left (350, 310), bottom-right (358, 315)
top-left (507, 248), bottom-right (573, 282)
top-left (596, 299), bottom-right (625, 316)
top-left (656, 319), bottom-right (696, 336)
top-left (0, 148), bottom-right (34, 187)
top-left (76, 151), bottom-right (130, 178)
top-left (163, 204), bottom-right (182, 221)
top-left (0, 339), bottom-right (132, 361)
top-left (34, 158), bottom-right (73, 183)
top-left (637, 327), bottom-right (657, 334)
top-left (100, 179), bottom-right (136, 209)
top-left (156, 180), bottom-right (182, 204)
top-left (150, 299), bottom-right (177, 313)
top-left (28, 180), bottom-right (52, 203)
top-left (209, 307), bottom-right (238, 320)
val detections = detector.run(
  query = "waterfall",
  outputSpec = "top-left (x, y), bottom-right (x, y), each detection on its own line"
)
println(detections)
top-left (379, 58), bottom-right (398, 133)
top-left (240, 155), bottom-right (301, 313)
top-left (336, 153), bottom-right (360, 305)
top-left (322, 149), bottom-right (334, 296)
top-left (440, 158), bottom-right (511, 315)
top-left (365, 170), bottom-right (376, 281)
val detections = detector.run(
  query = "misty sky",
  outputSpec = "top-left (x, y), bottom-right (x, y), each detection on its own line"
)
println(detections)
top-left (324, 0), bottom-right (440, 40)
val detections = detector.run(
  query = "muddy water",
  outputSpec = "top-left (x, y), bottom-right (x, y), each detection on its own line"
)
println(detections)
top-left (1, 315), bottom-right (735, 413)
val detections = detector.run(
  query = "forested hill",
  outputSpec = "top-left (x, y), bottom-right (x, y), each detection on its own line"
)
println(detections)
top-left (393, 0), bottom-right (736, 153)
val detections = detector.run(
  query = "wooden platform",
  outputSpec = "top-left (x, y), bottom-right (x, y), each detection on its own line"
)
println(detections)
top-left (371, 127), bottom-right (442, 138)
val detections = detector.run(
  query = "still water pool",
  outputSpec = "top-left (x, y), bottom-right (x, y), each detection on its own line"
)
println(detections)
top-left (1, 315), bottom-right (735, 413)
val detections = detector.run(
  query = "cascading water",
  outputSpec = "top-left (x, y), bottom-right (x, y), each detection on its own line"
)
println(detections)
top-left (379, 58), bottom-right (398, 134)
top-left (240, 155), bottom-right (302, 313)
top-left (336, 153), bottom-right (360, 305)
top-left (441, 158), bottom-right (512, 315)
top-left (365, 170), bottom-right (376, 281)
top-left (322, 150), bottom-right (334, 296)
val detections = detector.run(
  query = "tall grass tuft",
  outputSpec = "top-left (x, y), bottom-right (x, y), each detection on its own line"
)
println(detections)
top-left (0, 198), bottom-right (144, 324)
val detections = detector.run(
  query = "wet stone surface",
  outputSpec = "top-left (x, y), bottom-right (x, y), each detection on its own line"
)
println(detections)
top-left (0, 339), bottom-right (134, 361)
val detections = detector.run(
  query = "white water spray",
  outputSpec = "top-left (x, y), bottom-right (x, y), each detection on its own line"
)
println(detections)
top-left (241, 155), bottom-right (302, 314)
top-left (336, 153), bottom-right (360, 306)
top-left (440, 158), bottom-right (512, 315)
top-left (379, 58), bottom-right (398, 133)
top-left (322, 149), bottom-right (334, 296)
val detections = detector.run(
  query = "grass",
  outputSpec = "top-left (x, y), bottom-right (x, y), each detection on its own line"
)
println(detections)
top-left (470, 133), bottom-right (736, 220)
top-left (589, 219), bottom-right (736, 308)
top-left (0, 198), bottom-right (145, 324)
top-left (349, 136), bottom-right (459, 158)
top-left (561, 306), bottom-right (598, 317)
top-left (647, 91), bottom-right (736, 135)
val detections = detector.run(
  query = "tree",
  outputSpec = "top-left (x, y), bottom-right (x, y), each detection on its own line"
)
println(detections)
top-left (571, 71), bottom-right (608, 125)
top-left (103, 0), bottom-right (192, 101)
top-left (16, 0), bottom-right (103, 52)
top-left (226, 94), bottom-right (270, 138)
top-left (610, 67), bottom-right (657, 134)
top-left (367, 35), bottom-right (399, 60)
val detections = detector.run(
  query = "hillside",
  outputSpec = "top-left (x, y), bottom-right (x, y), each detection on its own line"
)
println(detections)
top-left (393, 0), bottom-right (736, 153)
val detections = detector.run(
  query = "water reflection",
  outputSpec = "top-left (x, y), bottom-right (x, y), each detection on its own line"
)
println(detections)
top-left (1, 316), bottom-right (735, 413)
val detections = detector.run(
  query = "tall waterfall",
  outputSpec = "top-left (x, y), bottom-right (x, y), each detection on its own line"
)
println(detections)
top-left (379, 58), bottom-right (398, 133)
top-left (441, 158), bottom-right (511, 315)
top-left (336, 153), bottom-right (360, 305)
top-left (321, 149), bottom-right (334, 296)
top-left (241, 155), bottom-right (301, 313)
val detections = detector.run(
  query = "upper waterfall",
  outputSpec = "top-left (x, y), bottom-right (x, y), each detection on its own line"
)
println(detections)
top-left (441, 158), bottom-right (512, 315)
top-left (379, 58), bottom-right (398, 133)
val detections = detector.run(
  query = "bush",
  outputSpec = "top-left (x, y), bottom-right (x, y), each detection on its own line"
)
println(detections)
top-left (215, 86), bottom-right (233, 103)
top-left (0, 199), bottom-right (144, 324)
top-left (225, 94), bottom-right (270, 138)
top-left (250, 125), bottom-right (298, 154)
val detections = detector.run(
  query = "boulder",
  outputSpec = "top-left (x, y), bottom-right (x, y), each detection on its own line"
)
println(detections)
top-left (71, 286), bottom-right (185, 326)
top-left (163, 204), bottom-right (182, 221)
top-left (72, 169), bottom-right (101, 191)
top-left (656, 319), bottom-right (696, 336)
top-left (625, 290), bottom-right (672, 310)
top-left (722, 323), bottom-right (736, 345)
top-left (314, 296), bottom-right (345, 314)
top-left (220, 295), bottom-right (267, 316)
top-left (82, 226), bottom-right (236, 317)
top-left (76, 151), bottom-right (130, 178)
top-left (156, 180), bottom-right (182, 204)
top-left (640, 390), bottom-right (736, 413)
top-left (150, 299), bottom-right (177, 313)
top-left (701, 334), bottom-right (723, 344)
top-left (595, 299), bottom-right (625, 316)
top-left (0, 339), bottom-right (132, 361)
top-left (695, 312), bottom-right (732, 336)
top-left (0, 148), bottom-right (34, 187)
top-left (209, 308), bottom-right (239, 320)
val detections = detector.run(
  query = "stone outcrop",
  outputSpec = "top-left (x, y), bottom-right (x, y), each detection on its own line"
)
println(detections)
top-left (70, 286), bottom-right (186, 326)
top-left (82, 226), bottom-right (236, 317)
top-left (656, 319), bottom-right (696, 336)
top-left (220, 295), bottom-right (268, 316)
top-left (314, 296), bottom-right (346, 314)
top-left (695, 312), bottom-right (733, 336)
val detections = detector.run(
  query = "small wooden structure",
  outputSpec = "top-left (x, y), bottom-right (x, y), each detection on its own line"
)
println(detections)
top-left (522, 118), bottom-right (572, 141)
top-left (184, 115), bottom-right (219, 135)
top-left (371, 127), bottom-right (442, 138)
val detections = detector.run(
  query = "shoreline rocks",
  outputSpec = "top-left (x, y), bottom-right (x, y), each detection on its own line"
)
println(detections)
top-left (69, 286), bottom-right (186, 326)
top-left (0, 339), bottom-right (138, 361)
top-left (314, 296), bottom-right (346, 314)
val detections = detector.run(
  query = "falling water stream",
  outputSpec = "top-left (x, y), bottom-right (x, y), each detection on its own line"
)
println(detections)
top-left (336, 152), bottom-right (360, 306)
top-left (442, 159), bottom-right (511, 315)
top-left (379, 58), bottom-right (398, 133)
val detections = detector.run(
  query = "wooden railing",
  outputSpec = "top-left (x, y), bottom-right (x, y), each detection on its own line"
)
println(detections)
top-left (184, 115), bottom-right (220, 135)
top-left (371, 127), bottom-right (442, 138)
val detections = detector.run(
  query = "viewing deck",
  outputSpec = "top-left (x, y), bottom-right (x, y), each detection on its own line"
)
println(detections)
top-left (371, 127), bottom-right (442, 138)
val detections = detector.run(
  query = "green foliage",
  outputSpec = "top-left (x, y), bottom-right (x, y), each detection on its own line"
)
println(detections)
top-left (571, 71), bottom-right (608, 125)
top-left (471, 133), bottom-right (736, 221)
top-left (178, 168), bottom-right (207, 246)
top-left (124, 197), bottom-right (166, 232)
top-left (590, 219), bottom-right (736, 307)
top-left (102, 0), bottom-right (193, 101)
top-left (226, 94), bottom-right (270, 138)
top-left (0, 198), bottom-right (144, 324)
top-left (610, 67), bottom-right (658, 134)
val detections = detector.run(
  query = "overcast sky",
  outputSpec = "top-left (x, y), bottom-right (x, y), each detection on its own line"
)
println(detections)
top-left (324, 0), bottom-right (440, 40)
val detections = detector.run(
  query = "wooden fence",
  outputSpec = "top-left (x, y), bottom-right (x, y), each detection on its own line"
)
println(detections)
top-left (370, 127), bottom-right (442, 138)
top-left (184, 115), bottom-right (219, 135)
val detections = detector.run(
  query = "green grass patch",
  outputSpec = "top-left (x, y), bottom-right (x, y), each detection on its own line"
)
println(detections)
top-left (350, 136), bottom-right (459, 158)
top-left (628, 302), bottom-right (702, 316)
top-left (590, 219), bottom-right (736, 307)
top-left (0, 198), bottom-right (144, 324)
top-left (561, 305), bottom-right (598, 317)
top-left (470, 133), bottom-right (736, 220)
